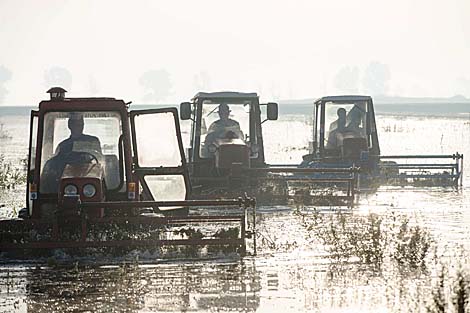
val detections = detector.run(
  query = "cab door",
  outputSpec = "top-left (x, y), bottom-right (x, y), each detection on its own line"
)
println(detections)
top-left (27, 110), bottom-right (39, 215)
top-left (129, 108), bottom-right (190, 202)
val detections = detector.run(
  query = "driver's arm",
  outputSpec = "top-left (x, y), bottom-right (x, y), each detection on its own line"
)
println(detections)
top-left (206, 122), bottom-right (218, 135)
top-left (54, 139), bottom-right (70, 155)
top-left (89, 136), bottom-right (103, 155)
top-left (226, 120), bottom-right (244, 140)
top-left (234, 122), bottom-right (244, 140)
top-left (325, 131), bottom-right (337, 149)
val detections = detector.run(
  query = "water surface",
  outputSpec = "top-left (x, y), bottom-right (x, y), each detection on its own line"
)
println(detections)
top-left (0, 109), bottom-right (469, 312)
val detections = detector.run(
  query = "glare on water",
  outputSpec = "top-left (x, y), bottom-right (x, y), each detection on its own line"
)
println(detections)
top-left (0, 109), bottom-right (469, 312)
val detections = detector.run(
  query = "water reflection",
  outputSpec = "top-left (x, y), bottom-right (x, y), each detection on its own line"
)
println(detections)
top-left (0, 204), bottom-right (468, 312)
top-left (0, 260), bottom-right (261, 312)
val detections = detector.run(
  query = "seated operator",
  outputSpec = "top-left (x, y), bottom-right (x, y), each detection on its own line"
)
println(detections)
top-left (343, 105), bottom-right (366, 137)
top-left (55, 113), bottom-right (102, 156)
top-left (204, 103), bottom-right (244, 149)
top-left (41, 113), bottom-right (102, 193)
top-left (326, 108), bottom-right (347, 149)
top-left (345, 111), bottom-right (365, 136)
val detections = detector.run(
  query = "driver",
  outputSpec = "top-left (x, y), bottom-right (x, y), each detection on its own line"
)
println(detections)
top-left (55, 113), bottom-right (102, 156)
top-left (204, 103), bottom-right (244, 147)
top-left (40, 113), bottom-right (102, 193)
top-left (326, 108), bottom-right (346, 149)
top-left (345, 110), bottom-right (364, 136)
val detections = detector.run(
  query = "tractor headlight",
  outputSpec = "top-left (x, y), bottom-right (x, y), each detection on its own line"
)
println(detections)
top-left (208, 144), bottom-right (217, 154)
top-left (83, 184), bottom-right (97, 198)
top-left (64, 184), bottom-right (78, 195)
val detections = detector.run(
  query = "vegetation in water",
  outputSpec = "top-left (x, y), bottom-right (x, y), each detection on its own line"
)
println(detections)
top-left (426, 261), bottom-right (470, 313)
top-left (0, 154), bottom-right (26, 190)
top-left (293, 208), bottom-right (470, 312)
top-left (297, 209), bottom-right (432, 271)
top-left (0, 154), bottom-right (27, 218)
top-left (208, 227), bottom-right (241, 254)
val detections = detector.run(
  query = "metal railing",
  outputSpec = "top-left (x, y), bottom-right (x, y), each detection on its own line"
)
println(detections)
top-left (379, 153), bottom-right (463, 187)
top-left (0, 197), bottom-right (257, 256)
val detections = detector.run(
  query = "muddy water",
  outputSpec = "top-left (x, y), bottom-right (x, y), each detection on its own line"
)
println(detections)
top-left (0, 110), bottom-right (469, 312)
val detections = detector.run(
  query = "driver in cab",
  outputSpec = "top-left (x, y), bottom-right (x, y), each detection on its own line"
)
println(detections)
top-left (55, 113), bottom-right (102, 156)
top-left (326, 108), bottom-right (347, 149)
top-left (41, 113), bottom-right (102, 193)
top-left (204, 103), bottom-right (244, 148)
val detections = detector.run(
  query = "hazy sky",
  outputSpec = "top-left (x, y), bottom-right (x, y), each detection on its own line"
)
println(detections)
top-left (1, 0), bottom-right (470, 105)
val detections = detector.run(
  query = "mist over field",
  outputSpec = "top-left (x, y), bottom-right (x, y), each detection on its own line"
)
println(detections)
top-left (0, 0), bottom-right (470, 105)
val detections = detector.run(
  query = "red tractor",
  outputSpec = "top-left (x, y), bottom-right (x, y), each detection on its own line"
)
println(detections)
top-left (0, 88), bottom-right (256, 257)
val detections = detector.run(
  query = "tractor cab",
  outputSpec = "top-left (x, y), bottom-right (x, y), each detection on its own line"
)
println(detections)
top-left (27, 87), bottom-right (189, 219)
top-left (180, 92), bottom-right (278, 180)
top-left (305, 95), bottom-right (380, 170)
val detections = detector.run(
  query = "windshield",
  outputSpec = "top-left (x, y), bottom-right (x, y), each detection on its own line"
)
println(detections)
top-left (40, 111), bottom-right (122, 193)
top-left (199, 100), bottom-right (252, 158)
top-left (324, 101), bottom-right (367, 150)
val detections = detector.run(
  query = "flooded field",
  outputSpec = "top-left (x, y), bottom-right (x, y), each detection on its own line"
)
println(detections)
top-left (0, 109), bottom-right (469, 312)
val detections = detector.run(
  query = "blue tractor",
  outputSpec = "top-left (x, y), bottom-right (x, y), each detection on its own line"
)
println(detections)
top-left (301, 95), bottom-right (463, 189)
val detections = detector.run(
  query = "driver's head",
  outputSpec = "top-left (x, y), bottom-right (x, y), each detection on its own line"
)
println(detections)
top-left (218, 103), bottom-right (230, 121)
top-left (68, 113), bottom-right (84, 138)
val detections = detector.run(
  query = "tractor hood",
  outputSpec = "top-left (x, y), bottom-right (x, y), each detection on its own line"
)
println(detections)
top-left (213, 138), bottom-right (250, 170)
top-left (58, 162), bottom-right (105, 217)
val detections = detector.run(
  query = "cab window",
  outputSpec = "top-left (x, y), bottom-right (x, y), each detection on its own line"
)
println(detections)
top-left (39, 111), bottom-right (122, 193)
top-left (199, 100), bottom-right (252, 158)
top-left (324, 101), bottom-right (367, 150)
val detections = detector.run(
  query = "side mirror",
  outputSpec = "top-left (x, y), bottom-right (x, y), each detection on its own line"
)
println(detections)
top-left (180, 102), bottom-right (192, 120)
top-left (267, 102), bottom-right (278, 120)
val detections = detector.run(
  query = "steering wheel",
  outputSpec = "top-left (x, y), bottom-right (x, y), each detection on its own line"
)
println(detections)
top-left (223, 130), bottom-right (238, 139)
top-left (63, 151), bottom-right (99, 165)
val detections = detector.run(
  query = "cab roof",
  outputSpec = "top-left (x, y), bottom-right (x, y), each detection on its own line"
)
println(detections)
top-left (193, 92), bottom-right (258, 100)
top-left (39, 97), bottom-right (127, 112)
top-left (314, 95), bottom-right (372, 104)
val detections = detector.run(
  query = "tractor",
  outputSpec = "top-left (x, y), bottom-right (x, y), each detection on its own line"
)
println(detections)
top-left (0, 88), bottom-right (256, 257)
top-left (180, 92), bottom-right (358, 206)
top-left (301, 95), bottom-right (464, 189)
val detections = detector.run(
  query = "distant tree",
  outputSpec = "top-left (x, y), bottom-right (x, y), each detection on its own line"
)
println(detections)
top-left (0, 65), bottom-right (12, 104)
top-left (44, 67), bottom-right (72, 90)
top-left (362, 62), bottom-right (391, 96)
top-left (139, 69), bottom-right (172, 103)
top-left (334, 66), bottom-right (359, 94)
top-left (193, 71), bottom-right (211, 91)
